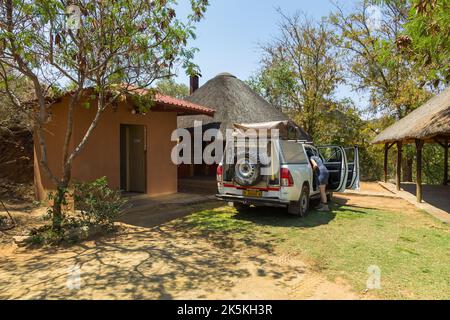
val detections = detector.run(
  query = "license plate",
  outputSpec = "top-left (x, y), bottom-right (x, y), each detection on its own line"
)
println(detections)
top-left (243, 190), bottom-right (262, 197)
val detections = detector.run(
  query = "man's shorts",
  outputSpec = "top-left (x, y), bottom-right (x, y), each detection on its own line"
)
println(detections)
top-left (318, 169), bottom-right (329, 186)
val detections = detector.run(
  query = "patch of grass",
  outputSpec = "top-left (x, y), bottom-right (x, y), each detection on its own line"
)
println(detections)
top-left (27, 222), bottom-right (117, 247)
top-left (177, 203), bottom-right (450, 300)
top-left (181, 207), bottom-right (254, 233)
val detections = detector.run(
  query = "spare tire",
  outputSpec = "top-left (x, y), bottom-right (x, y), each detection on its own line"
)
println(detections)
top-left (234, 151), bottom-right (262, 187)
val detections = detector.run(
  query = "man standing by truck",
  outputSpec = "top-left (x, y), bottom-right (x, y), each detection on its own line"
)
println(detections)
top-left (309, 155), bottom-right (330, 212)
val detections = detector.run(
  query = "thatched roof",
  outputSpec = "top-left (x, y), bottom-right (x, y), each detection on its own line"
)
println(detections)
top-left (373, 87), bottom-right (450, 144)
top-left (177, 72), bottom-right (290, 133)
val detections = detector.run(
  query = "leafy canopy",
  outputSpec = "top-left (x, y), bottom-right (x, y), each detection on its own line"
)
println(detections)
top-left (395, 0), bottom-right (450, 86)
top-left (155, 78), bottom-right (189, 99)
top-left (249, 10), bottom-right (344, 139)
top-left (0, 0), bottom-right (209, 96)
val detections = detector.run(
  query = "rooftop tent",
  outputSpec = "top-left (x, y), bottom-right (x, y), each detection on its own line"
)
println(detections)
top-left (233, 120), bottom-right (312, 142)
top-left (178, 72), bottom-right (290, 133)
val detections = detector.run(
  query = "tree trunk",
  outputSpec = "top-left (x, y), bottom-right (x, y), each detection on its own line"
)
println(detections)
top-left (402, 155), bottom-right (413, 182)
top-left (52, 185), bottom-right (67, 232)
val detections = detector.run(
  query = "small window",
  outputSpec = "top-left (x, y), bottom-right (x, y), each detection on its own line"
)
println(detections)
top-left (280, 141), bottom-right (308, 164)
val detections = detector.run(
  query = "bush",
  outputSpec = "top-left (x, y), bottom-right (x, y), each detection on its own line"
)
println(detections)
top-left (73, 177), bottom-right (126, 230)
top-left (26, 177), bottom-right (125, 247)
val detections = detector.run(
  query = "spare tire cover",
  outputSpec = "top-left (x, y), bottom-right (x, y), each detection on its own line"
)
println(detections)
top-left (234, 151), bottom-right (261, 187)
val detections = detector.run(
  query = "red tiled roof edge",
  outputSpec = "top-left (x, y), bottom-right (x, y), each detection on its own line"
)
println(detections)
top-left (42, 85), bottom-right (214, 116)
top-left (154, 93), bottom-right (214, 116)
top-left (117, 84), bottom-right (214, 116)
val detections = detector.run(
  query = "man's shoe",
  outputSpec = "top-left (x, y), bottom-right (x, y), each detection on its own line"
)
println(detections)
top-left (316, 203), bottom-right (330, 212)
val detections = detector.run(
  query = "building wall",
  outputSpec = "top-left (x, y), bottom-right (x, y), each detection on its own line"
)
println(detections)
top-left (34, 96), bottom-right (178, 200)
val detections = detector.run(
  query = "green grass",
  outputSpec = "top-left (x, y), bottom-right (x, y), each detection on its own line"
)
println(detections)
top-left (176, 203), bottom-right (450, 300)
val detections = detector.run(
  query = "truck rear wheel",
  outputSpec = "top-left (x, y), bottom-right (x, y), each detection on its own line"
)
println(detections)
top-left (228, 202), bottom-right (250, 212)
top-left (288, 184), bottom-right (310, 217)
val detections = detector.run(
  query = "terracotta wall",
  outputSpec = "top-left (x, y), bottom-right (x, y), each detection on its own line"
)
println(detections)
top-left (34, 96), bottom-right (178, 200)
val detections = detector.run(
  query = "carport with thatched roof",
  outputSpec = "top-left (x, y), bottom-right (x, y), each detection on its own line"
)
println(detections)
top-left (373, 87), bottom-right (450, 202)
top-left (177, 72), bottom-right (311, 178)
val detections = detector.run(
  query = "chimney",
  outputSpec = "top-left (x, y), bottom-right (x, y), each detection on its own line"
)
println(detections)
top-left (190, 74), bottom-right (200, 95)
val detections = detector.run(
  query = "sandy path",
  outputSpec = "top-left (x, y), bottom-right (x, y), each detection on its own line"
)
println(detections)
top-left (0, 183), bottom-right (399, 300)
top-left (0, 221), bottom-right (364, 300)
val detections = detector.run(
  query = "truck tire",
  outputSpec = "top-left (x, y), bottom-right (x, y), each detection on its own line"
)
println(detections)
top-left (288, 184), bottom-right (310, 217)
top-left (228, 201), bottom-right (250, 212)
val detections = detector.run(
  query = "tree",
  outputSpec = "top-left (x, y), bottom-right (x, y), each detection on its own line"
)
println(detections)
top-left (155, 78), bottom-right (189, 99)
top-left (249, 10), bottom-right (344, 140)
top-left (395, 0), bottom-right (450, 87)
top-left (329, 0), bottom-right (431, 181)
top-left (0, 66), bottom-right (33, 131)
top-left (247, 60), bottom-right (296, 111)
top-left (330, 0), bottom-right (431, 119)
top-left (0, 0), bottom-right (208, 231)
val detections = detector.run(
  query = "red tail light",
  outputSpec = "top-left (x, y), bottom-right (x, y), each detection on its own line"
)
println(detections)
top-left (217, 165), bottom-right (223, 183)
top-left (280, 168), bottom-right (294, 187)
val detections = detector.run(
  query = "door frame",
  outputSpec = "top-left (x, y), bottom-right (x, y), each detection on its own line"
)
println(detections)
top-left (120, 124), bottom-right (147, 193)
top-left (316, 145), bottom-right (348, 193)
top-left (344, 146), bottom-right (360, 190)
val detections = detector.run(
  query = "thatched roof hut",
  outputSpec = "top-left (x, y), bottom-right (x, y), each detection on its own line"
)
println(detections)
top-left (178, 72), bottom-right (294, 134)
top-left (177, 72), bottom-right (312, 179)
top-left (373, 87), bottom-right (450, 144)
top-left (373, 87), bottom-right (449, 202)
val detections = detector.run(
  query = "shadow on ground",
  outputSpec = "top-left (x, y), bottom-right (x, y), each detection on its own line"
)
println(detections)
top-left (118, 201), bottom-right (223, 229)
top-left (401, 183), bottom-right (450, 214)
top-left (0, 208), bottom-right (305, 299)
top-left (0, 195), bottom-right (372, 299)
top-left (227, 197), bottom-right (371, 229)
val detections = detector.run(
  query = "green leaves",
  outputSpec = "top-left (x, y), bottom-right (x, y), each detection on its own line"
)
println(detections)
top-left (155, 78), bottom-right (189, 99)
top-left (330, 0), bottom-right (433, 120)
top-left (402, 0), bottom-right (450, 85)
top-left (1, 0), bottom-right (209, 92)
top-left (73, 177), bottom-right (126, 230)
top-left (190, 0), bottom-right (209, 22)
top-left (250, 10), bottom-right (344, 139)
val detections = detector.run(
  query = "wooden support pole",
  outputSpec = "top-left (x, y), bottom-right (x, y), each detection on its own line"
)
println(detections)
top-left (384, 143), bottom-right (389, 183)
top-left (415, 139), bottom-right (423, 203)
top-left (396, 141), bottom-right (402, 191)
top-left (444, 138), bottom-right (448, 186)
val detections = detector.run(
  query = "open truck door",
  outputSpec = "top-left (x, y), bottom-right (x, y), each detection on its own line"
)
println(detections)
top-left (344, 146), bottom-right (360, 190)
top-left (317, 146), bottom-right (348, 193)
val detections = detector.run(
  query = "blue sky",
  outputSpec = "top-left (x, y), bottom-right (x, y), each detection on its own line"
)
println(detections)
top-left (175, 0), bottom-right (344, 82)
top-left (174, 0), bottom-right (366, 108)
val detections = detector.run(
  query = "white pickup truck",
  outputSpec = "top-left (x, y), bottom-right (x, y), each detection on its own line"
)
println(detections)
top-left (216, 136), bottom-right (360, 217)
